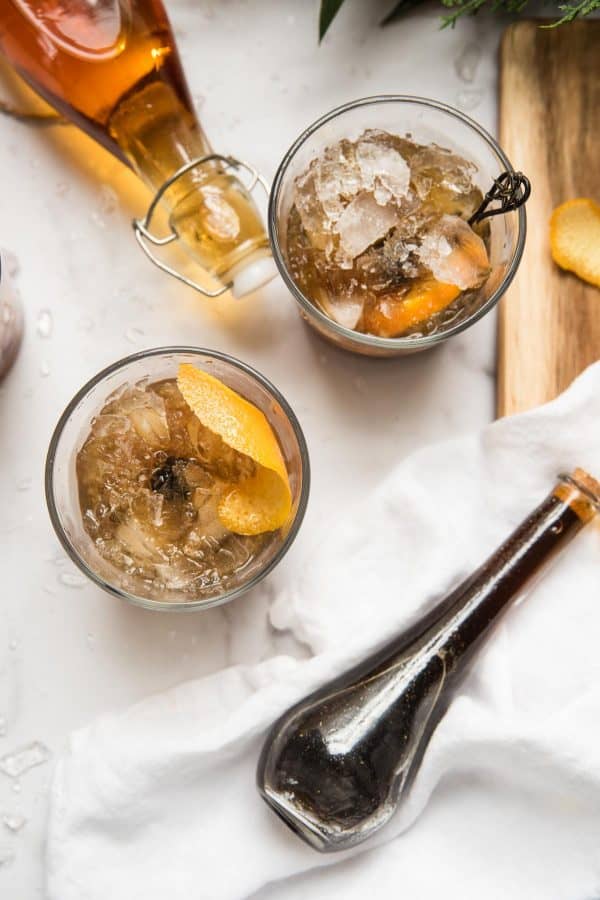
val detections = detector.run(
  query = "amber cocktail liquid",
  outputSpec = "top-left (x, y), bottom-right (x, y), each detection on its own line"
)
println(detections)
top-left (0, 0), bottom-right (276, 296)
top-left (76, 370), bottom-right (292, 601)
top-left (286, 129), bottom-right (492, 338)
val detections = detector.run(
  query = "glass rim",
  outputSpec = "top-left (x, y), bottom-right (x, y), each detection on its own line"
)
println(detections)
top-left (268, 94), bottom-right (527, 351)
top-left (45, 346), bottom-right (311, 612)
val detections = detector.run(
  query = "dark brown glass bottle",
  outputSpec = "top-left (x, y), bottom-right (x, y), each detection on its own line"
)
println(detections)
top-left (257, 469), bottom-right (600, 852)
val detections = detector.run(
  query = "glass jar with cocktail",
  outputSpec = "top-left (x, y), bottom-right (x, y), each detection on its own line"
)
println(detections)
top-left (45, 348), bottom-right (310, 610)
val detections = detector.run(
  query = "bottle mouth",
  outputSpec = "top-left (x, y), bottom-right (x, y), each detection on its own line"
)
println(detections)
top-left (229, 252), bottom-right (278, 299)
top-left (557, 469), bottom-right (600, 520)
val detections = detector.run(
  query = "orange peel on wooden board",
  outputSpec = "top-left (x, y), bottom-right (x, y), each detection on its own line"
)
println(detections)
top-left (177, 364), bottom-right (292, 536)
top-left (550, 198), bottom-right (600, 288)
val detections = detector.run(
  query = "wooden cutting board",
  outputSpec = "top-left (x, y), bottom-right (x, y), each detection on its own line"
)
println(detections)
top-left (497, 20), bottom-right (600, 416)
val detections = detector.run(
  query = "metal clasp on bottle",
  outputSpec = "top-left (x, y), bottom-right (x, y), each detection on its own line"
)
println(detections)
top-left (132, 153), bottom-right (270, 298)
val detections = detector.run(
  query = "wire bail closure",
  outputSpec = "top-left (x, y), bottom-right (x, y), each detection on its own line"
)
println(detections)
top-left (132, 153), bottom-right (270, 298)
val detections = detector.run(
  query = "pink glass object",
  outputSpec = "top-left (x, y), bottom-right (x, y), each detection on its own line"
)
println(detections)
top-left (0, 250), bottom-right (23, 379)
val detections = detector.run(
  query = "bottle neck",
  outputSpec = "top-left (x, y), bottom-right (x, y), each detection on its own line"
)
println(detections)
top-left (108, 76), bottom-right (211, 193)
top-left (554, 469), bottom-right (600, 525)
top-left (108, 76), bottom-right (272, 290)
top-left (417, 469), bottom-right (599, 677)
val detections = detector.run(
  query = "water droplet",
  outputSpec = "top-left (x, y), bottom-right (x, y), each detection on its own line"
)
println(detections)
top-left (16, 478), bottom-right (31, 493)
top-left (8, 641), bottom-right (17, 653)
top-left (3, 252), bottom-right (19, 277)
top-left (10, 782), bottom-right (20, 795)
top-left (455, 43), bottom-right (481, 83)
top-left (90, 211), bottom-right (106, 229)
top-left (0, 742), bottom-right (51, 778)
top-left (90, 185), bottom-right (119, 227)
top-left (125, 326), bottom-right (144, 345)
top-left (99, 184), bottom-right (118, 215)
top-left (456, 89), bottom-right (483, 112)
top-left (40, 359), bottom-right (50, 378)
top-left (36, 308), bottom-right (53, 339)
top-left (86, 632), bottom-right (95, 650)
top-left (77, 315), bottom-right (94, 333)
top-left (194, 6), bottom-right (214, 24)
top-left (58, 571), bottom-right (85, 588)
top-left (3, 814), bottom-right (26, 833)
top-left (193, 94), bottom-right (205, 110)
top-left (0, 848), bottom-right (15, 867)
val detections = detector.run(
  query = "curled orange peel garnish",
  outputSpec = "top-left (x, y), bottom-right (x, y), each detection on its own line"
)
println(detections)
top-left (364, 279), bottom-right (461, 338)
top-left (550, 198), bottom-right (600, 288)
top-left (177, 364), bottom-right (292, 535)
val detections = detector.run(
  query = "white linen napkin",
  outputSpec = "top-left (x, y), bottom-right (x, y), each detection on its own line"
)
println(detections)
top-left (47, 362), bottom-right (600, 900)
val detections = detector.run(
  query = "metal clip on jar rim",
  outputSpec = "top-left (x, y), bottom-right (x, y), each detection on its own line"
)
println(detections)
top-left (132, 153), bottom-right (271, 298)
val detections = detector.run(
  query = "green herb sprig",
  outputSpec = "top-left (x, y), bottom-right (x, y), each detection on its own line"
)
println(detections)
top-left (319, 0), bottom-right (600, 39)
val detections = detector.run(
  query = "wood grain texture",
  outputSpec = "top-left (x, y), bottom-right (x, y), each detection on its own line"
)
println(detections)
top-left (497, 20), bottom-right (600, 416)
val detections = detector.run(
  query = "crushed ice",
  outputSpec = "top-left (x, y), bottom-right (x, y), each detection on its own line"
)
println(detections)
top-left (456, 89), bottom-right (483, 112)
top-left (454, 43), bottom-right (481, 83)
top-left (36, 308), bottom-right (53, 339)
top-left (356, 140), bottom-right (410, 206)
top-left (0, 741), bottom-right (51, 778)
top-left (417, 215), bottom-right (490, 291)
top-left (0, 848), bottom-right (14, 867)
top-left (124, 326), bottom-right (145, 345)
top-left (99, 185), bottom-right (118, 216)
top-left (321, 291), bottom-right (364, 330)
top-left (58, 571), bottom-right (86, 588)
top-left (286, 130), bottom-right (490, 339)
top-left (2, 814), bottom-right (26, 833)
top-left (335, 192), bottom-right (398, 262)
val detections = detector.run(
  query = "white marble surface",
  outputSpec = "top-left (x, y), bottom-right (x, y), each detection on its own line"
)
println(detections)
top-left (0, 0), bottom-right (511, 894)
